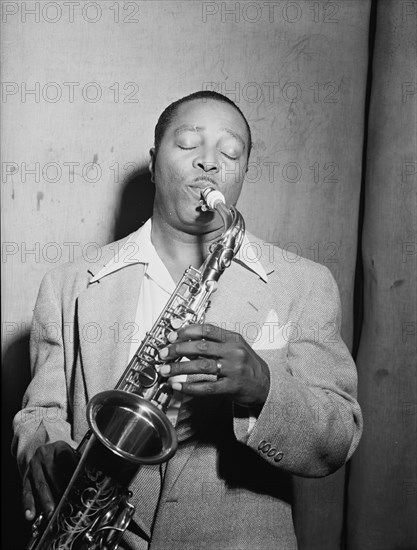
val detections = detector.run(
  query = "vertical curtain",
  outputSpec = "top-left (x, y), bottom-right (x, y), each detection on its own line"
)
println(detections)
top-left (347, 1), bottom-right (417, 549)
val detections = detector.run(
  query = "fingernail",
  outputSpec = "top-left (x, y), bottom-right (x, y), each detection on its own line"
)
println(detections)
top-left (171, 382), bottom-right (182, 391)
top-left (25, 509), bottom-right (34, 521)
top-left (168, 331), bottom-right (178, 343)
top-left (159, 347), bottom-right (168, 359)
top-left (160, 365), bottom-right (171, 376)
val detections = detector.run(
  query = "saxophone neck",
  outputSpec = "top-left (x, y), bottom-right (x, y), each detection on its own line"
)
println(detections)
top-left (219, 203), bottom-right (245, 251)
top-left (200, 188), bottom-right (245, 280)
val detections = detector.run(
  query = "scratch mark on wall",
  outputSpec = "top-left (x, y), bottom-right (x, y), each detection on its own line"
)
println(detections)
top-left (390, 279), bottom-right (405, 289)
top-left (36, 191), bottom-right (44, 211)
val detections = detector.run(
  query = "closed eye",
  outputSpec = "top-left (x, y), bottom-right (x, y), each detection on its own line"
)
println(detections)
top-left (222, 152), bottom-right (238, 160)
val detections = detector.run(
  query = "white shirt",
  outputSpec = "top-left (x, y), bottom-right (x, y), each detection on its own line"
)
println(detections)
top-left (90, 218), bottom-right (269, 428)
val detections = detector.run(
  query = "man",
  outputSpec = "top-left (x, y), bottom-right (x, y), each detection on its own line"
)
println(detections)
top-left (13, 91), bottom-right (362, 549)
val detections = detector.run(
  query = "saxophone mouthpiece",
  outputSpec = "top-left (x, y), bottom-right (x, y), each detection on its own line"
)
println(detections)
top-left (200, 188), bottom-right (225, 211)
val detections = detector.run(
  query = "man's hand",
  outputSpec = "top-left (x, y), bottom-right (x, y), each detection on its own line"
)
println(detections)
top-left (23, 441), bottom-right (77, 522)
top-left (158, 323), bottom-right (270, 407)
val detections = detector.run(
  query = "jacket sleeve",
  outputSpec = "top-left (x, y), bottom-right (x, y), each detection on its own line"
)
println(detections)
top-left (234, 265), bottom-right (363, 477)
top-left (12, 271), bottom-right (77, 477)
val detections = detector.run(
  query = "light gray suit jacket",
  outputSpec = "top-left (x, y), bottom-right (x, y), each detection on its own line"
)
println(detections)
top-left (13, 232), bottom-right (362, 550)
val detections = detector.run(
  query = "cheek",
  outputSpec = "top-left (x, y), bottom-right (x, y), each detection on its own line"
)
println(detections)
top-left (155, 159), bottom-right (186, 190)
top-left (222, 159), bottom-right (246, 180)
top-left (228, 185), bottom-right (244, 206)
top-left (221, 164), bottom-right (246, 200)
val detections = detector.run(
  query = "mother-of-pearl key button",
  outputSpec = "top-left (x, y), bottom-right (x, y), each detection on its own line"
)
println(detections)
top-left (170, 317), bottom-right (184, 330)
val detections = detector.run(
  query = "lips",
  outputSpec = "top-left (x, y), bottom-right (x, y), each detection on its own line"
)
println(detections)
top-left (186, 177), bottom-right (218, 209)
top-left (189, 180), bottom-right (216, 194)
top-left (192, 176), bottom-right (217, 188)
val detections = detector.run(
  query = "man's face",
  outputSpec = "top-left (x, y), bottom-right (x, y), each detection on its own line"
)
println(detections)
top-left (150, 99), bottom-right (250, 234)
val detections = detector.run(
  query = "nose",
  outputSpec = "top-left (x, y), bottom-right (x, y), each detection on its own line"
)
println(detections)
top-left (193, 148), bottom-right (220, 174)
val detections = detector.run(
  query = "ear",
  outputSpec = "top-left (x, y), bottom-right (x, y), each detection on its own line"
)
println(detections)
top-left (149, 147), bottom-right (156, 183)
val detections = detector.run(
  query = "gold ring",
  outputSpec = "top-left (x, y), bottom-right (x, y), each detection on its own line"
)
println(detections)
top-left (216, 360), bottom-right (222, 378)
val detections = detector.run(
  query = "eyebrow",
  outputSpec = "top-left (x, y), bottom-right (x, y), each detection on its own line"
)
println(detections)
top-left (174, 125), bottom-right (204, 135)
top-left (174, 125), bottom-right (246, 150)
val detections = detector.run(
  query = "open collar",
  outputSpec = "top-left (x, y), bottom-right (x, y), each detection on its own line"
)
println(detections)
top-left (89, 219), bottom-right (269, 284)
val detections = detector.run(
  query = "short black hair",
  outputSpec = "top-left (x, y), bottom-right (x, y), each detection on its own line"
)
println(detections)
top-left (154, 90), bottom-right (252, 159)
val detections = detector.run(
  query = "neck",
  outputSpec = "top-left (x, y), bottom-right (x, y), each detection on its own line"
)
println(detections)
top-left (150, 213), bottom-right (224, 283)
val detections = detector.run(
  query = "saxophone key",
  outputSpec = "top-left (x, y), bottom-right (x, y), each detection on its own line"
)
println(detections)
top-left (136, 365), bottom-right (158, 388)
top-left (170, 317), bottom-right (184, 330)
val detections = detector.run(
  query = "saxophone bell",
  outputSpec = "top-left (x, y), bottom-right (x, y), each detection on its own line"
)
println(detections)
top-left (28, 391), bottom-right (177, 550)
top-left (87, 390), bottom-right (177, 468)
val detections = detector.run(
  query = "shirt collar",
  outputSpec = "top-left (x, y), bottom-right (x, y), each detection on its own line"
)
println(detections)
top-left (89, 218), bottom-right (156, 283)
top-left (90, 218), bottom-right (268, 284)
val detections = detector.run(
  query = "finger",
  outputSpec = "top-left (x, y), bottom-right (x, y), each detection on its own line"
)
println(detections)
top-left (53, 444), bottom-right (77, 491)
top-left (22, 476), bottom-right (35, 521)
top-left (160, 358), bottom-right (221, 377)
top-left (170, 324), bottom-right (239, 344)
top-left (29, 459), bottom-right (55, 518)
top-left (172, 377), bottom-right (230, 396)
top-left (159, 338), bottom-right (224, 361)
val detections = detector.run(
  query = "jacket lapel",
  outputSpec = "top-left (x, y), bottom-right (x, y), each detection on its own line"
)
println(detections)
top-left (77, 262), bottom-right (145, 401)
top-left (206, 260), bottom-right (274, 335)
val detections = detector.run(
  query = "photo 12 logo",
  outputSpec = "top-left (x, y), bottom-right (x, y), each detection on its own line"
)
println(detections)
top-left (1, 82), bottom-right (140, 103)
top-left (2, 1), bottom-right (141, 24)
top-left (202, 81), bottom-right (341, 105)
top-left (201, 1), bottom-right (341, 24)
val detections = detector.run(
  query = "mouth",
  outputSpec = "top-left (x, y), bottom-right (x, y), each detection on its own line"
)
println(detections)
top-left (186, 183), bottom-right (218, 215)
top-left (188, 177), bottom-right (217, 199)
top-left (190, 176), bottom-right (217, 189)
top-left (188, 186), bottom-right (207, 202)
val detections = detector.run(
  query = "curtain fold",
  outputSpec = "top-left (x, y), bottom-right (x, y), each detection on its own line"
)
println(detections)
top-left (347, 1), bottom-right (417, 548)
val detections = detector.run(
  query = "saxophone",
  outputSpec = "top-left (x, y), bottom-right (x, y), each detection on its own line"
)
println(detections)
top-left (27, 187), bottom-right (245, 550)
